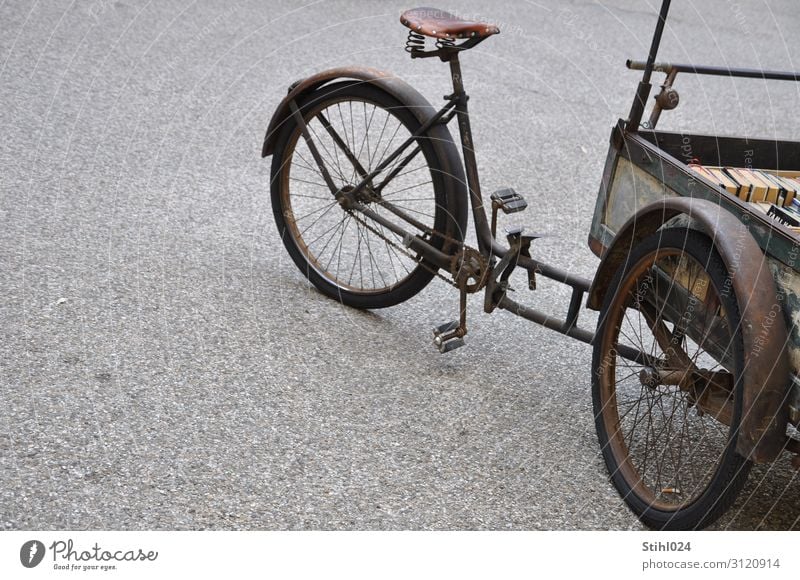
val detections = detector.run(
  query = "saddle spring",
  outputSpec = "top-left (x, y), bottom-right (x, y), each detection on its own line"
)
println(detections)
top-left (435, 37), bottom-right (456, 50)
top-left (405, 31), bottom-right (426, 54)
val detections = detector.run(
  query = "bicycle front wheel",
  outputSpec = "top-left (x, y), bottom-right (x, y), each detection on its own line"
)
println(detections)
top-left (592, 228), bottom-right (751, 530)
top-left (270, 81), bottom-right (459, 309)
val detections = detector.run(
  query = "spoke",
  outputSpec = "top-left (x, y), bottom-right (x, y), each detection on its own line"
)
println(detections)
top-left (331, 214), bottom-right (353, 280)
top-left (676, 387), bottom-right (694, 492)
top-left (303, 111), bottom-right (346, 186)
top-left (349, 100), bottom-right (357, 182)
top-left (322, 215), bottom-right (348, 273)
top-left (389, 164), bottom-right (428, 181)
top-left (374, 119), bottom-right (404, 173)
top-left (653, 254), bottom-right (682, 355)
top-left (360, 218), bottom-right (385, 288)
top-left (637, 281), bottom-right (646, 358)
top-left (337, 103), bottom-right (352, 155)
top-left (668, 384), bottom-right (685, 489)
top-left (688, 304), bottom-right (723, 371)
top-left (317, 110), bottom-right (369, 181)
top-left (619, 310), bottom-right (651, 358)
top-left (363, 102), bottom-right (373, 168)
top-left (650, 386), bottom-right (679, 493)
top-left (321, 112), bottom-right (348, 183)
top-left (380, 227), bottom-right (402, 282)
top-left (374, 208), bottom-right (412, 278)
top-left (369, 109), bottom-right (392, 171)
top-left (291, 108), bottom-right (340, 193)
top-left (383, 196), bottom-right (436, 203)
top-left (297, 204), bottom-right (341, 246)
top-left (355, 100), bottom-right (376, 171)
top-left (375, 144), bottom-right (424, 194)
top-left (638, 387), bottom-right (659, 482)
top-left (615, 368), bottom-right (645, 384)
top-left (293, 152), bottom-right (330, 176)
top-left (617, 397), bottom-right (645, 424)
top-left (294, 199), bottom-right (337, 224)
top-left (334, 102), bottom-right (355, 182)
top-left (305, 116), bottom-right (347, 185)
top-left (624, 384), bottom-right (647, 458)
top-left (313, 219), bottom-right (347, 267)
top-left (380, 202), bottom-right (436, 222)
top-left (306, 216), bottom-right (349, 250)
top-left (621, 306), bottom-right (650, 359)
top-left (383, 179), bottom-right (434, 197)
top-left (289, 177), bottom-right (336, 192)
top-left (348, 219), bottom-right (365, 286)
top-left (296, 148), bottom-right (345, 183)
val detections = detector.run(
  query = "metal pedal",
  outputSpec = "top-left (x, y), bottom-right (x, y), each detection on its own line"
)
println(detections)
top-left (438, 337), bottom-right (465, 353)
top-left (434, 321), bottom-right (459, 335)
top-left (432, 321), bottom-right (466, 353)
top-left (491, 187), bottom-right (528, 214)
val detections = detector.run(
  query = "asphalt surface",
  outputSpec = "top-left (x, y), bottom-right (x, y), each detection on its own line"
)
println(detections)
top-left (2, 0), bottom-right (800, 530)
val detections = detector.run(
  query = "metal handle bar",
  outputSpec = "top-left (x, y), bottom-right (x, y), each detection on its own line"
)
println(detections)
top-left (627, 59), bottom-right (800, 82)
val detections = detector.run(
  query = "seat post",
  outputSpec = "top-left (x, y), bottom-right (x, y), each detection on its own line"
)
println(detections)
top-left (448, 54), bottom-right (493, 254)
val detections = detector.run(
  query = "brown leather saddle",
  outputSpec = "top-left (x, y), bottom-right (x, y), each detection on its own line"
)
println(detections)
top-left (400, 7), bottom-right (500, 40)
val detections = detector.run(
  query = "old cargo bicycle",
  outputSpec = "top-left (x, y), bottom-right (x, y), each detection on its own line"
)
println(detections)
top-left (262, 1), bottom-right (800, 529)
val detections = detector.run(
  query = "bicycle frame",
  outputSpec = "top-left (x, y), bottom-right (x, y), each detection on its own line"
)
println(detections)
top-left (287, 48), bottom-right (608, 352)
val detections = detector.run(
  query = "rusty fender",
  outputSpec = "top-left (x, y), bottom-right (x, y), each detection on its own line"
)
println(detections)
top-left (587, 197), bottom-right (790, 463)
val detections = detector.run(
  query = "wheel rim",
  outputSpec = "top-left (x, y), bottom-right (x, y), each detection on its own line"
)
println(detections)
top-left (597, 245), bottom-right (739, 513)
top-left (279, 96), bottom-right (440, 295)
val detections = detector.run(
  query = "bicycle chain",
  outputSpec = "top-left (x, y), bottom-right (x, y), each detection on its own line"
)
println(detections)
top-left (347, 209), bottom-right (459, 288)
top-left (348, 207), bottom-right (492, 294)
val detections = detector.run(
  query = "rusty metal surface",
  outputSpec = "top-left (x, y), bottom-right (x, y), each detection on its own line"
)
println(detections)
top-left (767, 260), bottom-right (800, 423)
top-left (603, 156), bottom-right (678, 232)
top-left (791, 375), bottom-right (800, 426)
top-left (588, 127), bottom-right (800, 434)
top-left (587, 197), bottom-right (791, 463)
top-left (589, 130), bottom-right (800, 268)
top-left (263, 66), bottom-right (395, 157)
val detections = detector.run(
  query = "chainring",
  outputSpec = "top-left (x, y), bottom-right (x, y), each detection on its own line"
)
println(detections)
top-left (450, 247), bottom-right (490, 293)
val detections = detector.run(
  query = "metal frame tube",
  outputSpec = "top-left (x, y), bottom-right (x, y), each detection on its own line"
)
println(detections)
top-left (497, 295), bottom-right (651, 366)
top-left (449, 55), bottom-right (494, 255)
top-left (627, 0), bottom-right (672, 131)
top-left (627, 59), bottom-right (800, 81)
top-left (352, 203), bottom-right (453, 270)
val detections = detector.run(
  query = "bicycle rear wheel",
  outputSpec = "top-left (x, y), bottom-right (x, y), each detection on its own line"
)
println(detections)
top-left (270, 81), bottom-right (459, 309)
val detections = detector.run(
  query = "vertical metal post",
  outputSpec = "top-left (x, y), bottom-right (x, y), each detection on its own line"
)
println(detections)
top-left (627, 0), bottom-right (672, 131)
top-left (449, 54), bottom-right (493, 254)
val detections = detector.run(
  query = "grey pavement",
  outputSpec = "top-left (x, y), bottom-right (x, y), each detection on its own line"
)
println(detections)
top-left (2, 0), bottom-right (799, 530)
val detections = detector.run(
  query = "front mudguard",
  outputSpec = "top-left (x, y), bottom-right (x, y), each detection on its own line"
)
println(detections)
top-left (587, 197), bottom-right (791, 464)
top-left (261, 66), bottom-right (468, 247)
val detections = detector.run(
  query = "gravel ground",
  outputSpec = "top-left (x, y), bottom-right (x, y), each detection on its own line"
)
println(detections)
top-left (1, 0), bottom-right (799, 530)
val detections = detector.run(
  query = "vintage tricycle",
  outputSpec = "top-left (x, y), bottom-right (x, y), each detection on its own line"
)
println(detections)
top-left (262, 0), bottom-right (800, 529)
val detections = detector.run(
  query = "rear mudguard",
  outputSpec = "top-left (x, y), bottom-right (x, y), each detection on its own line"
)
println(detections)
top-left (262, 66), bottom-right (468, 246)
top-left (587, 197), bottom-right (790, 463)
